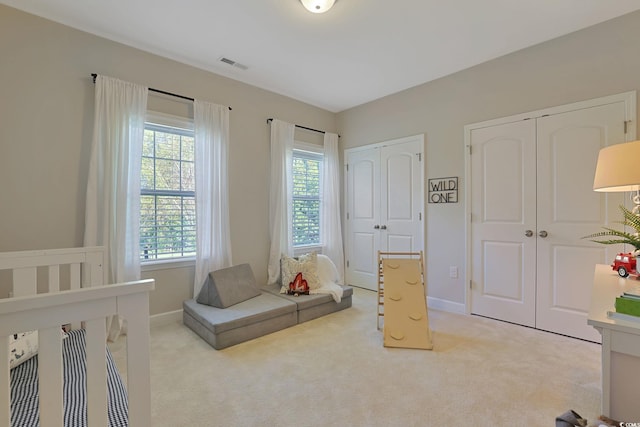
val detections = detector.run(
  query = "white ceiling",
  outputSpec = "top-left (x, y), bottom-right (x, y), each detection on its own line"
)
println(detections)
top-left (3, 0), bottom-right (640, 112)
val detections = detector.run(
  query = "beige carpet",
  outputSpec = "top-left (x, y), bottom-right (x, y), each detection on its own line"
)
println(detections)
top-left (111, 287), bottom-right (602, 426)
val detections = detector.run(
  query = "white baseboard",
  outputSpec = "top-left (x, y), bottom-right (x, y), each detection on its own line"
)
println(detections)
top-left (149, 300), bottom-right (464, 327)
top-left (150, 309), bottom-right (183, 327)
top-left (427, 296), bottom-right (466, 314)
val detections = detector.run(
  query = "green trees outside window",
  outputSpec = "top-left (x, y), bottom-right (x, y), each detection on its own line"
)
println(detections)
top-left (292, 151), bottom-right (322, 246)
top-left (140, 123), bottom-right (196, 260)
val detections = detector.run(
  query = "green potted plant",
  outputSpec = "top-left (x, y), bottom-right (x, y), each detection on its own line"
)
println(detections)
top-left (583, 205), bottom-right (640, 277)
top-left (583, 205), bottom-right (640, 251)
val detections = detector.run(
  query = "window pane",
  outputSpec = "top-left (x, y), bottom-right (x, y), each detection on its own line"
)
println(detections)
top-left (292, 150), bottom-right (322, 247)
top-left (155, 159), bottom-right (181, 190)
top-left (141, 122), bottom-right (195, 261)
top-left (140, 195), bottom-right (157, 259)
top-left (182, 161), bottom-right (195, 191)
top-left (292, 157), bottom-right (320, 197)
top-left (140, 194), bottom-right (196, 259)
top-left (293, 199), bottom-right (320, 246)
top-left (143, 130), bottom-right (155, 157)
top-left (155, 132), bottom-right (181, 160)
top-left (182, 137), bottom-right (194, 161)
top-left (141, 157), bottom-right (154, 190)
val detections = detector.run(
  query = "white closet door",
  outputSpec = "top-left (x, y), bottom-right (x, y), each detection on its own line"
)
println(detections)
top-left (380, 139), bottom-right (423, 253)
top-left (470, 119), bottom-right (538, 327)
top-left (346, 147), bottom-right (381, 290)
top-left (535, 102), bottom-right (626, 342)
top-left (469, 95), bottom-right (631, 342)
top-left (345, 136), bottom-right (424, 291)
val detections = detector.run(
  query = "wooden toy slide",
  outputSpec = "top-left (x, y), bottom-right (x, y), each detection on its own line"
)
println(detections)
top-left (378, 251), bottom-right (433, 350)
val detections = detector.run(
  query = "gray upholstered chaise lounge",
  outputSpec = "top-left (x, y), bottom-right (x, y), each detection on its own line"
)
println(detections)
top-left (183, 262), bottom-right (352, 350)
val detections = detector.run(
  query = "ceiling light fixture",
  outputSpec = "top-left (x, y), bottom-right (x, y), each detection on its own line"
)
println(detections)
top-left (300, 0), bottom-right (336, 14)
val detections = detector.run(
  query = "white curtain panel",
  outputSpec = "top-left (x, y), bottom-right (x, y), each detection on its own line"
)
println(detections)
top-left (84, 75), bottom-right (148, 341)
top-left (193, 100), bottom-right (233, 297)
top-left (321, 132), bottom-right (345, 283)
top-left (267, 119), bottom-right (295, 284)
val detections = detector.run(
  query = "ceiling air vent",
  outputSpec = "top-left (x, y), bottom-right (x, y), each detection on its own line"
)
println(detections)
top-left (219, 57), bottom-right (248, 71)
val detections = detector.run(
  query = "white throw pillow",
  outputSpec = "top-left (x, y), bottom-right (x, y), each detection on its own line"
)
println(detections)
top-left (281, 252), bottom-right (320, 291)
top-left (317, 254), bottom-right (341, 286)
top-left (9, 331), bottom-right (39, 369)
top-left (8, 328), bottom-right (68, 369)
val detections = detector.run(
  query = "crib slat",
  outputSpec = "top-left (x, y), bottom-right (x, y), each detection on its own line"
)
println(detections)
top-left (0, 336), bottom-right (9, 427)
top-left (85, 318), bottom-right (108, 427)
top-left (48, 264), bottom-right (60, 293)
top-left (70, 262), bottom-right (81, 290)
top-left (85, 250), bottom-right (105, 287)
top-left (39, 327), bottom-right (64, 427)
top-left (120, 292), bottom-right (152, 426)
top-left (13, 267), bottom-right (37, 297)
top-left (69, 263), bottom-right (83, 329)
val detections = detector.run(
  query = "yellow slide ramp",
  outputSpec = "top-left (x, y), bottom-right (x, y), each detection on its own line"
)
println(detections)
top-left (381, 255), bottom-right (433, 350)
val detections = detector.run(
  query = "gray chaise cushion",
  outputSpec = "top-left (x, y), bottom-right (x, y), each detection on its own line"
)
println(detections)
top-left (183, 293), bottom-right (297, 350)
top-left (262, 284), bottom-right (353, 323)
top-left (196, 263), bottom-right (261, 308)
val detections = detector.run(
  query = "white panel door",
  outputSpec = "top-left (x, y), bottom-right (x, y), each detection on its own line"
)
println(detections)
top-left (536, 103), bottom-right (626, 342)
top-left (380, 140), bottom-right (424, 254)
top-left (470, 120), bottom-right (538, 327)
top-left (469, 96), bottom-right (631, 342)
top-left (345, 136), bottom-right (424, 291)
top-left (346, 147), bottom-right (380, 290)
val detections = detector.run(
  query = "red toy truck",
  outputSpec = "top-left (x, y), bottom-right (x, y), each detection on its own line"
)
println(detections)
top-left (612, 253), bottom-right (639, 278)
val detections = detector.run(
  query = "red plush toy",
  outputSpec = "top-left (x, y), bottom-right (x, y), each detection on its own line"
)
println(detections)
top-left (287, 272), bottom-right (310, 296)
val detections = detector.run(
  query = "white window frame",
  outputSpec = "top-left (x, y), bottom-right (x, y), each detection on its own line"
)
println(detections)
top-left (141, 111), bottom-right (196, 270)
top-left (292, 141), bottom-right (324, 256)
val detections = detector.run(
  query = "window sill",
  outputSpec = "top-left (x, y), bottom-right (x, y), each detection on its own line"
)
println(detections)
top-left (293, 245), bottom-right (323, 256)
top-left (141, 257), bottom-right (195, 272)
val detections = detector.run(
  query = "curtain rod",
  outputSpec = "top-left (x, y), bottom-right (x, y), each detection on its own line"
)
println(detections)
top-left (91, 74), bottom-right (232, 110)
top-left (266, 118), bottom-right (340, 138)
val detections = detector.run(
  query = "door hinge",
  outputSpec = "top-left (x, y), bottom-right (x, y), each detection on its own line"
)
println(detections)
top-left (468, 145), bottom-right (472, 155)
top-left (624, 120), bottom-right (631, 134)
top-left (419, 212), bottom-right (422, 221)
top-left (346, 163), bottom-right (349, 171)
top-left (469, 280), bottom-right (473, 289)
top-left (347, 212), bottom-right (350, 220)
top-left (347, 260), bottom-right (350, 268)
top-left (417, 153), bottom-right (422, 161)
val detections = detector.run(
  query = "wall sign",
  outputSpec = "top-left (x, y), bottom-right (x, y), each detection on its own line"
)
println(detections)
top-left (428, 177), bottom-right (458, 203)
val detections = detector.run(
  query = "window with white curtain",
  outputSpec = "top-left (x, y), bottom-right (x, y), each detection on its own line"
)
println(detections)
top-left (140, 112), bottom-right (196, 261)
top-left (292, 144), bottom-right (323, 251)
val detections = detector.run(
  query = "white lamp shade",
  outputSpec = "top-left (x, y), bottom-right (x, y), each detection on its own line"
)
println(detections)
top-left (300, 0), bottom-right (336, 13)
top-left (593, 140), bottom-right (640, 192)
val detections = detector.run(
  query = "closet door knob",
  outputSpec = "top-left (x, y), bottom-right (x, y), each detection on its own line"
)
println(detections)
top-left (374, 225), bottom-right (380, 229)
top-left (539, 230), bottom-right (548, 238)
top-left (525, 230), bottom-right (533, 237)
top-left (380, 225), bottom-right (387, 230)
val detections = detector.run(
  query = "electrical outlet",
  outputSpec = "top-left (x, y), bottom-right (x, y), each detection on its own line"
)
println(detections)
top-left (449, 266), bottom-right (458, 279)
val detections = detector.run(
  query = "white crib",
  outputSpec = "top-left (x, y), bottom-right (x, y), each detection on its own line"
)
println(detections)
top-left (0, 246), bottom-right (154, 427)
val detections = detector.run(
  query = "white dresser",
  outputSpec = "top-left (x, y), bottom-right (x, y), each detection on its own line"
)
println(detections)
top-left (588, 264), bottom-right (640, 421)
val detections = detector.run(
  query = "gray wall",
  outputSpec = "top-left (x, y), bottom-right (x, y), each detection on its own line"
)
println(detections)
top-left (3, 4), bottom-right (640, 314)
top-left (0, 5), bottom-right (336, 314)
top-left (336, 10), bottom-right (640, 306)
